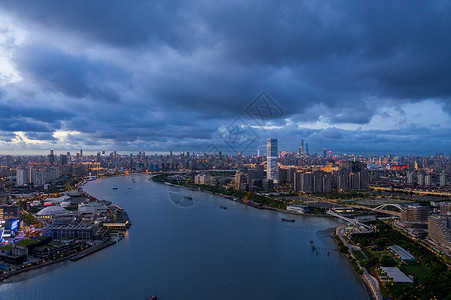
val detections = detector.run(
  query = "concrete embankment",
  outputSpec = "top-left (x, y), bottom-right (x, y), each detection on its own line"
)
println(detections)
top-left (70, 240), bottom-right (116, 261)
top-left (1, 239), bottom-right (117, 281)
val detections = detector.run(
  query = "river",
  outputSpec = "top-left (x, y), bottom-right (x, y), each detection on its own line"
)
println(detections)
top-left (0, 174), bottom-right (368, 300)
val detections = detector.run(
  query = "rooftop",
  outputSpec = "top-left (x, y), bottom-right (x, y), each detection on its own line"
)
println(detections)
top-left (380, 267), bottom-right (413, 284)
top-left (16, 239), bottom-right (40, 246)
top-left (43, 224), bottom-right (95, 230)
top-left (37, 206), bottom-right (69, 216)
top-left (389, 245), bottom-right (417, 262)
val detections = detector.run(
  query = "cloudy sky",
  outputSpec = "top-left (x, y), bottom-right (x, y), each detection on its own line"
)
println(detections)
top-left (0, 1), bottom-right (450, 156)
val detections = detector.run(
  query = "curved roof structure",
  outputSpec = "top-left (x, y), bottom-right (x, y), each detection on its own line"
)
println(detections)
top-left (37, 206), bottom-right (69, 217)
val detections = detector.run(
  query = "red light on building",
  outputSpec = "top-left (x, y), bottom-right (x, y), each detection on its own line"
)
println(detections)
top-left (393, 165), bottom-right (409, 170)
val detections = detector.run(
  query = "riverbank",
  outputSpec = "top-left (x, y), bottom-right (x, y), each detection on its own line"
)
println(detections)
top-left (0, 238), bottom-right (117, 282)
top-left (333, 226), bottom-right (382, 300)
top-left (162, 179), bottom-right (334, 219)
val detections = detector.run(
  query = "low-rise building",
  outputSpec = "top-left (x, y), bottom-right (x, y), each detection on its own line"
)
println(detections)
top-left (0, 205), bottom-right (19, 221)
top-left (286, 204), bottom-right (308, 214)
top-left (36, 206), bottom-right (70, 220)
top-left (380, 267), bottom-right (413, 284)
top-left (388, 245), bottom-right (417, 263)
top-left (332, 206), bottom-right (355, 214)
top-left (42, 224), bottom-right (96, 240)
top-left (78, 202), bottom-right (108, 214)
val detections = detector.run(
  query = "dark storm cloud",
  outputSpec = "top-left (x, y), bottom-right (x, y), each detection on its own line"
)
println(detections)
top-left (13, 44), bottom-right (128, 102)
top-left (0, 101), bottom-right (73, 130)
top-left (0, 0), bottom-right (450, 153)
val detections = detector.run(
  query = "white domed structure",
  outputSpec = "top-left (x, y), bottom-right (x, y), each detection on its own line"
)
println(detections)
top-left (37, 206), bottom-right (69, 219)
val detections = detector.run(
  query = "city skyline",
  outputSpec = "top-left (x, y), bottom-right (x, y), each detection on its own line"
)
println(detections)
top-left (0, 1), bottom-right (450, 155)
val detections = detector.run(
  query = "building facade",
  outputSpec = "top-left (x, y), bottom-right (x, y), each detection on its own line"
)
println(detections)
top-left (266, 138), bottom-right (278, 182)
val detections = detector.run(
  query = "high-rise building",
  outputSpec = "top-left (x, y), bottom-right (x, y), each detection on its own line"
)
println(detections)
top-left (277, 167), bottom-right (287, 184)
top-left (235, 172), bottom-right (245, 190)
top-left (425, 174), bottom-right (432, 186)
top-left (294, 172), bottom-right (313, 193)
top-left (417, 173), bottom-right (424, 185)
top-left (323, 148), bottom-right (327, 157)
top-left (440, 173), bottom-right (447, 186)
top-left (255, 164), bottom-right (264, 180)
top-left (427, 215), bottom-right (451, 256)
top-left (299, 140), bottom-right (305, 156)
top-left (337, 173), bottom-right (349, 192)
top-left (59, 154), bottom-right (67, 165)
top-left (16, 168), bottom-right (29, 187)
top-left (407, 171), bottom-right (415, 184)
top-left (440, 202), bottom-right (451, 216)
top-left (48, 149), bottom-right (55, 165)
top-left (266, 138), bottom-right (278, 182)
top-left (287, 167), bottom-right (297, 184)
top-left (401, 205), bottom-right (430, 224)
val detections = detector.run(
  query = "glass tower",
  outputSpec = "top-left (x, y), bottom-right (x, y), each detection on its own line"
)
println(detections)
top-left (267, 138), bottom-right (278, 182)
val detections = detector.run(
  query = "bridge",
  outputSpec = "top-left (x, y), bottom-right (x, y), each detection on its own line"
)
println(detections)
top-left (346, 204), bottom-right (402, 217)
top-left (326, 210), bottom-right (372, 231)
top-left (372, 204), bottom-right (405, 213)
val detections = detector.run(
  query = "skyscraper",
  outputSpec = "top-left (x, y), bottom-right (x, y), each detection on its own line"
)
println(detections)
top-left (425, 174), bottom-right (432, 186)
top-left (299, 140), bottom-right (305, 156)
top-left (440, 173), bottom-right (447, 186)
top-left (48, 149), bottom-right (55, 164)
top-left (59, 154), bottom-right (67, 165)
top-left (323, 148), bottom-right (327, 157)
top-left (266, 138), bottom-right (278, 182)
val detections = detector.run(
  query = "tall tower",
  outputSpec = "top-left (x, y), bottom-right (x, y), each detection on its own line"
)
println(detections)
top-left (48, 149), bottom-right (55, 164)
top-left (267, 138), bottom-right (278, 182)
top-left (323, 148), bottom-right (327, 157)
top-left (299, 140), bottom-right (305, 156)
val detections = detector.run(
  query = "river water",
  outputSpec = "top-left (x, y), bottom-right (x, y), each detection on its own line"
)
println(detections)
top-left (0, 174), bottom-right (368, 300)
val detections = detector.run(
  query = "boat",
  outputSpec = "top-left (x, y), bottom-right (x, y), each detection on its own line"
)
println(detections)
top-left (281, 218), bottom-right (295, 222)
top-left (310, 226), bottom-right (314, 244)
top-left (220, 205), bottom-right (227, 209)
top-left (113, 187), bottom-right (118, 190)
top-left (147, 296), bottom-right (157, 300)
top-left (184, 196), bottom-right (193, 200)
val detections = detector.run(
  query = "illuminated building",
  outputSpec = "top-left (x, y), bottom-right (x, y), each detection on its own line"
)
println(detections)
top-left (266, 138), bottom-right (278, 182)
top-left (427, 215), bottom-right (451, 256)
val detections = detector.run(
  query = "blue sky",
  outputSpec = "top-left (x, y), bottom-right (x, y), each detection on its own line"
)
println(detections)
top-left (0, 1), bottom-right (450, 155)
